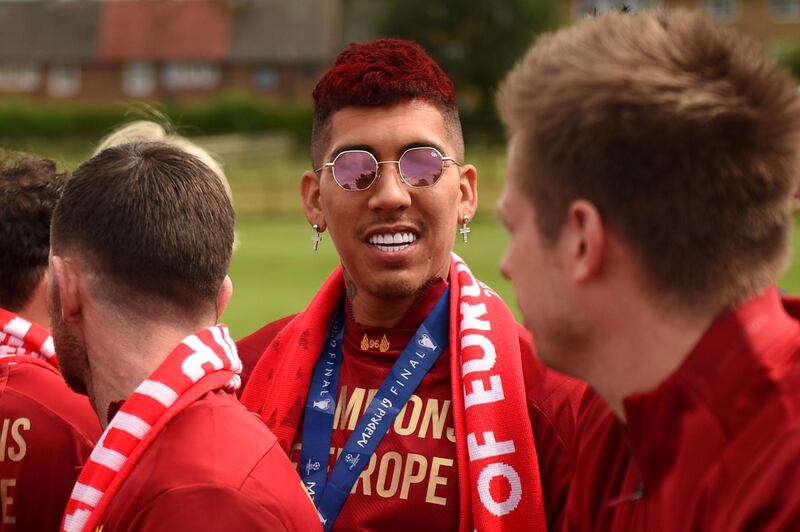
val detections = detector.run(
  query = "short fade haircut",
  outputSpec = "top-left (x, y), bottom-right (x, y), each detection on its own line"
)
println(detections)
top-left (311, 38), bottom-right (464, 168)
top-left (0, 156), bottom-right (64, 311)
top-left (51, 142), bottom-right (234, 316)
top-left (498, 9), bottom-right (800, 307)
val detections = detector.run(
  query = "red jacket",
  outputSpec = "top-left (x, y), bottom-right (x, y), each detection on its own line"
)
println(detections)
top-left (0, 357), bottom-right (100, 531)
top-left (238, 281), bottom-right (587, 530)
top-left (100, 389), bottom-right (321, 531)
top-left (563, 288), bottom-right (800, 531)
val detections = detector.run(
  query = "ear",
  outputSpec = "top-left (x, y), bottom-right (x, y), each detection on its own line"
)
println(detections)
top-left (49, 255), bottom-right (83, 325)
top-left (300, 170), bottom-right (326, 232)
top-left (564, 200), bottom-right (604, 283)
top-left (457, 163), bottom-right (478, 222)
top-left (216, 275), bottom-right (233, 319)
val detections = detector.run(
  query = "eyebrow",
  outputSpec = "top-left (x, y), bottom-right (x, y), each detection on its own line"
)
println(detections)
top-left (327, 140), bottom-right (449, 160)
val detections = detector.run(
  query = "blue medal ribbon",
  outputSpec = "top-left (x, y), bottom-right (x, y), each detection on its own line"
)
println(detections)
top-left (300, 287), bottom-right (450, 531)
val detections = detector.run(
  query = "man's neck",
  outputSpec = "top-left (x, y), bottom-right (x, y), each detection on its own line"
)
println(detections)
top-left (579, 300), bottom-right (721, 420)
top-left (17, 280), bottom-right (50, 330)
top-left (86, 319), bottom-right (210, 429)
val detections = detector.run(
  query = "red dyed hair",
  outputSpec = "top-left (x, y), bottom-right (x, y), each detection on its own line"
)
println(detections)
top-left (311, 38), bottom-right (463, 165)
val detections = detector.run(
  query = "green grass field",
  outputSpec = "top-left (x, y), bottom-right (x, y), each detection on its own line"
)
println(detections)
top-left (6, 136), bottom-right (800, 339)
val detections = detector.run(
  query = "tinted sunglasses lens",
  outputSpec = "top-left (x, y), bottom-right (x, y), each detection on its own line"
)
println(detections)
top-left (399, 148), bottom-right (444, 187)
top-left (333, 151), bottom-right (377, 190)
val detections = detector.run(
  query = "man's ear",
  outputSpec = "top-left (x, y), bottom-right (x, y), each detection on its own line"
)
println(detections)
top-left (300, 171), bottom-right (326, 232)
top-left (564, 200), bottom-right (604, 283)
top-left (457, 164), bottom-right (478, 223)
top-left (49, 255), bottom-right (83, 324)
top-left (216, 275), bottom-right (233, 319)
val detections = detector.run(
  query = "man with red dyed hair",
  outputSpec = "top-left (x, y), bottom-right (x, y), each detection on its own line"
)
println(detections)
top-left (239, 38), bottom-right (586, 531)
top-left (0, 156), bottom-right (100, 530)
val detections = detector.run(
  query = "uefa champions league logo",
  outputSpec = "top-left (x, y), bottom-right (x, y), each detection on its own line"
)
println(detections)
top-left (313, 398), bottom-right (332, 411)
top-left (418, 334), bottom-right (436, 350)
top-left (305, 459), bottom-right (321, 476)
top-left (344, 453), bottom-right (361, 470)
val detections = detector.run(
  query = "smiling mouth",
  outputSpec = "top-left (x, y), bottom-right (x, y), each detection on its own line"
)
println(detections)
top-left (366, 231), bottom-right (418, 253)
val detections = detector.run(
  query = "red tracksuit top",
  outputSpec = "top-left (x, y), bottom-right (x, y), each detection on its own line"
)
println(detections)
top-left (100, 389), bottom-right (321, 532)
top-left (563, 287), bottom-right (800, 531)
top-left (0, 356), bottom-right (100, 531)
top-left (238, 279), bottom-right (587, 531)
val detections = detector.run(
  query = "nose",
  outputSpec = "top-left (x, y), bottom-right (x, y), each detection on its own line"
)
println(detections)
top-left (367, 161), bottom-right (412, 212)
top-left (499, 250), bottom-right (511, 281)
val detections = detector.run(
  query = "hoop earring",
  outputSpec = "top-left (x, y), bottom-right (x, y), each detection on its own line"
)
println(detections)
top-left (311, 224), bottom-right (323, 251)
top-left (459, 216), bottom-right (471, 243)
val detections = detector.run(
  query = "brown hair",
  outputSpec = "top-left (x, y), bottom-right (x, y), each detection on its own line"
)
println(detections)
top-left (498, 9), bottom-right (800, 306)
top-left (51, 142), bottom-right (234, 316)
top-left (0, 156), bottom-right (64, 311)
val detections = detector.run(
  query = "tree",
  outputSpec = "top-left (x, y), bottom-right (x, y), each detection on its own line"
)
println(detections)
top-left (381, 0), bottom-right (559, 143)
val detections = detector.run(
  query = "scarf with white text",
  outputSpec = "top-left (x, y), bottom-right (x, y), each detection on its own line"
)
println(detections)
top-left (242, 254), bottom-right (546, 532)
top-left (61, 325), bottom-right (241, 532)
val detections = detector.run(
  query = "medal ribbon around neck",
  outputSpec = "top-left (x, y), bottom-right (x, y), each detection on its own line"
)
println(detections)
top-left (300, 287), bottom-right (450, 530)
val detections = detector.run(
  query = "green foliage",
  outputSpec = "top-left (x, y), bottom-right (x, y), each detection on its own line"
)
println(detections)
top-left (381, 0), bottom-right (558, 143)
top-left (0, 94), bottom-right (312, 143)
top-left (776, 38), bottom-right (800, 80)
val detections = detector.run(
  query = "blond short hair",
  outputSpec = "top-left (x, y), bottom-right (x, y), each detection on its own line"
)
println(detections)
top-left (95, 120), bottom-right (232, 200)
top-left (498, 9), bottom-right (800, 307)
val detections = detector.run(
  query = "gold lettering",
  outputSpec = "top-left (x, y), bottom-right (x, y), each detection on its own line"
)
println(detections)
top-left (394, 395), bottom-right (423, 436)
top-left (8, 419), bottom-right (28, 462)
top-left (376, 451), bottom-right (402, 498)
top-left (419, 399), bottom-right (450, 440)
top-left (399, 453), bottom-right (428, 500)
top-left (1, 479), bottom-right (14, 524)
top-left (446, 426), bottom-right (456, 443)
top-left (334, 386), bottom-right (366, 430)
top-left (352, 453), bottom-right (377, 495)
top-left (426, 457), bottom-right (453, 506)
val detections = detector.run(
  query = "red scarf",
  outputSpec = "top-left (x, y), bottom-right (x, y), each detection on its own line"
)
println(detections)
top-left (242, 254), bottom-right (546, 532)
top-left (0, 307), bottom-right (59, 369)
top-left (62, 325), bottom-right (241, 532)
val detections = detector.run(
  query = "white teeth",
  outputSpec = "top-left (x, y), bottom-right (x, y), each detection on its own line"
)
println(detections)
top-left (376, 244), bottom-right (410, 252)
top-left (368, 231), bottom-right (417, 247)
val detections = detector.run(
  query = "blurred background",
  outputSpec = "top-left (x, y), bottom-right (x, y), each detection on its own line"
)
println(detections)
top-left (1, 0), bottom-right (799, 338)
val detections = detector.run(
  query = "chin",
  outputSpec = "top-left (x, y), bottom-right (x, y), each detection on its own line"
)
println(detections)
top-left (367, 274), bottom-right (423, 301)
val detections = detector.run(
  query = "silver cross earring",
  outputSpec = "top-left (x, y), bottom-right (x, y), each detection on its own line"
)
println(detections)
top-left (311, 224), bottom-right (323, 251)
top-left (459, 216), bottom-right (471, 243)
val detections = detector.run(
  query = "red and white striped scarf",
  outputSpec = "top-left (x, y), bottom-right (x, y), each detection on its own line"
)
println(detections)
top-left (61, 325), bottom-right (241, 532)
top-left (0, 307), bottom-right (58, 369)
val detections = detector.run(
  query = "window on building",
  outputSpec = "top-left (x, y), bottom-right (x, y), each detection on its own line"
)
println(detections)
top-left (772, 0), bottom-right (800, 18)
top-left (123, 62), bottom-right (156, 97)
top-left (47, 64), bottom-right (80, 97)
top-left (704, 0), bottom-right (737, 20)
top-left (577, 0), bottom-right (658, 16)
top-left (253, 66), bottom-right (280, 91)
top-left (161, 63), bottom-right (220, 91)
top-left (0, 64), bottom-right (40, 92)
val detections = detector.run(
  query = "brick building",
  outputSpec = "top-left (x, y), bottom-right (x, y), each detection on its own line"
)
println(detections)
top-left (0, 0), bottom-right (341, 100)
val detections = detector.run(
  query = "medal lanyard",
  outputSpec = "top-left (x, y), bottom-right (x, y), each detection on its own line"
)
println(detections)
top-left (300, 287), bottom-right (450, 530)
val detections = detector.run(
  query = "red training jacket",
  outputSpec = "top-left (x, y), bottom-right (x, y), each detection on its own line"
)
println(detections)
top-left (100, 389), bottom-right (321, 532)
top-left (563, 287), bottom-right (800, 531)
top-left (0, 356), bottom-right (100, 531)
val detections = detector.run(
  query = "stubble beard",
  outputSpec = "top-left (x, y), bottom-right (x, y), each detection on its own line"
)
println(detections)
top-left (48, 293), bottom-right (90, 396)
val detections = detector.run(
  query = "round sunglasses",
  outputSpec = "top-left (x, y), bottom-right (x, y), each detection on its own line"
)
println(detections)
top-left (315, 146), bottom-right (462, 191)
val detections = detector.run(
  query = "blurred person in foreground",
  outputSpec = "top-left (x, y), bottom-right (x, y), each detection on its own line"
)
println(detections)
top-left (50, 143), bottom-right (320, 532)
top-left (238, 38), bottom-right (586, 531)
top-left (0, 156), bottom-right (100, 531)
top-left (497, 9), bottom-right (800, 530)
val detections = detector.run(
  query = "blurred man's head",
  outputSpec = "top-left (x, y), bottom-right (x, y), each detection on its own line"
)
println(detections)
top-left (302, 39), bottom-right (477, 317)
top-left (497, 10), bottom-right (800, 369)
top-left (0, 156), bottom-right (64, 319)
top-left (49, 142), bottom-right (235, 392)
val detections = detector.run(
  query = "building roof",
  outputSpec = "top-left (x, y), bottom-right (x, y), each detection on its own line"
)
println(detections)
top-left (98, 0), bottom-right (231, 61)
top-left (229, 0), bottom-right (340, 63)
top-left (0, 1), bottom-right (99, 62)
